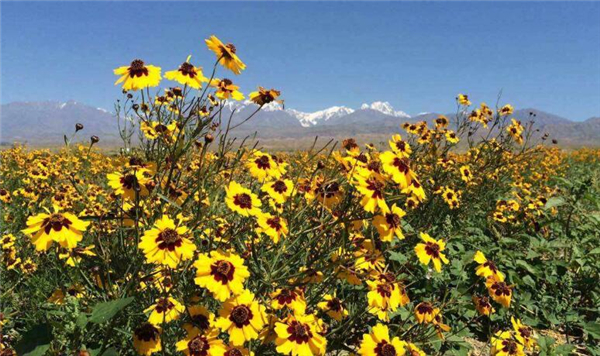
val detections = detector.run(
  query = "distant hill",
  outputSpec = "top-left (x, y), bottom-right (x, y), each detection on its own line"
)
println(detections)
top-left (1, 100), bottom-right (598, 148)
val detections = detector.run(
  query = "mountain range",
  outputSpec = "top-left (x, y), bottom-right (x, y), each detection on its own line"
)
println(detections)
top-left (1, 100), bottom-right (598, 148)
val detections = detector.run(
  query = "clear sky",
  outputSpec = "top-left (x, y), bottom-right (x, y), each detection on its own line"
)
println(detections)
top-left (2, 1), bottom-right (599, 120)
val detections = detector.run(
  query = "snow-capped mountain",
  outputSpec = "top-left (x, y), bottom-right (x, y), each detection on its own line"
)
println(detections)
top-left (288, 106), bottom-right (355, 127)
top-left (360, 101), bottom-right (411, 118)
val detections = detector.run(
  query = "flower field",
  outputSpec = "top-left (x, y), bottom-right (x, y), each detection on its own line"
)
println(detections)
top-left (1, 37), bottom-right (599, 356)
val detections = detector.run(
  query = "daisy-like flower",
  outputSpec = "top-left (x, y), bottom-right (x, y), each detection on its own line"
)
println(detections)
top-left (175, 326), bottom-right (227, 356)
top-left (225, 181), bottom-right (262, 217)
top-left (353, 173), bottom-right (389, 214)
top-left (256, 213), bottom-right (288, 244)
top-left (379, 151), bottom-right (413, 189)
top-left (211, 78), bottom-right (244, 101)
top-left (491, 331), bottom-right (525, 356)
top-left (107, 169), bottom-right (151, 201)
top-left (457, 93), bottom-right (471, 106)
top-left (249, 87), bottom-right (281, 106)
top-left (511, 317), bottom-right (536, 350)
top-left (145, 297), bottom-right (185, 325)
top-left (224, 346), bottom-right (252, 356)
top-left (274, 313), bottom-right (327, 356)
top-left (133, 323), bottom-right (162, 355)
top-left (58, 245), bottom-right (96, 267)
top-left (405, 343), bottom-right (426, 356)
top-left (473, 251), bottom-right (505, 281)
top-left (261, 178), bottom-right (294, 204)
top-left (459, 165), bottom-right (472, 183)
top-left (414, 232), bottom-right (449, 273)
top-left (22, 206), bottom-right (90, 251)
top-left (472, 295), bottom-right (495, 316)
top-left (445, 130), bottom-right (460, 144)
top-left (246, 151), bottom-right (281, 181)
top-left (215, 290), bottom-right (267, 346)
top-left (507, 119), bottom-right (524, 145)
top-left (206, 35), bottom-right (246, 75)
top-left (270, 288), bottom-right (306, 314)
top-left (435, 115), bottom-right (450, 129)
top-left (485, 275), bottom-right (512, 308)
top-left (414, 301), bottom-right (440, 324)
top-left (366, 273), bottom-right (410, 321)
top-left (194, 250), bottom-right (250, 301)
top-left (373, 204), bottom-right (406, 242)
top-left (114, 59), bottom-right (161, 91)
top-left (165, 55), bottom-right (208, 89)
top-left (388, 134), bottom-right (412, 157)
top-left (499, 104), bottom-right (514, 116)
top-left (138, 215), bottom-right (196, 268)
top-left (185, 305), bottom-right (215, 332)
top-left (317, 294), bottom-right (348, 322)
top-left (358, 323), bottom-right (406, 356)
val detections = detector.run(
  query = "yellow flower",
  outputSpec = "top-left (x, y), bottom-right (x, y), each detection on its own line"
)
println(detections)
top-left (472, 295), bottom-right (495, 316)
top-left (457, 93), bottom-right (471, 106)
top-left (165, 55), bottom-right (208, 89)
top-left (225, 181), bottom-right (262, 217)
top-left (499, 104), bottom-right (514, 116)
top-left (215, 290), bottom-right (267, 346)
top-left (261, 178), bottom-right (294, 204)
top-left (246, 151), bottom-right (281, 181)
top-left (388, 134), bottom-right (412, 157)
top-left (144, 297), bottom-right (185, 325)
top-left (511, 317), bottom-right (536, 350)
top-left (107, 169), bottom-right (151, 201)
top-left (194, 250), bottom-right (250, 301)
top-left (256, 213), bottom-right (288, 243)
top-left (414, 232), bottom-right (449, 273)
top-left (473, 251), bottom-right (505, 281)
top-left (459, 165), bottom-right (472, 183)
top-left (414, 301), bottom-right (440, 324)
top-left (249, 87), bottom-right (281, 106)
top-left (211, 78), bottom-right (244, 101)
top-left (317, 294), bottom-right (348, 322)
top-left (353, 173), bottom-right (389, 214)
top-left (379, 151), bottom-right (413, 189)
top-left (185, 305), bottom-right (215, 332)
top-left (274, 313), bottom-right (327, 356)
top-left (366, 273), bottom-right (410, 321)
top-left (491, 331), bottom-right (525, 356)
top-left (138, 215), bottom-right (196, 268)
top-left (58, 245), bottom-right (96, 267)
top-left (373, 204), bottom-right (406, 242)
top-left (206, 35), bottom-right (246, 75)
top-left (114, 59), bottom-right (161, 91)
top-left (270, 288), bottom-right (306, 314)
top-left (485, 275), bottom-right (512, 308)
top-left (445, 130), bottom-right (460, 144)
top-left (435, 115), bottom-right (449, 129)
top-left (133, 323), bottom-right (162, 355)
top-left (175, 326), bottom-right (226, 356)
top-left (22, 206), bottom-right (90, 251)
top-left (358, 323), bottom-right (406, 356)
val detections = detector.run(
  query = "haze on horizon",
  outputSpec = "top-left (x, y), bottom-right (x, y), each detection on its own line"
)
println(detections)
top-left (1, 1), bottom-right (600, 121)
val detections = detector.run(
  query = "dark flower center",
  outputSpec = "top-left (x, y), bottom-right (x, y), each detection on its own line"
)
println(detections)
top-left (210, 260), bottom-right (235, 284)
top-left (225, 43), bottom-right (237, 54)
top-left (425, 242), bottom-right (441, 258)
top-left (255, 155), bottom-right (271, 169)
top-left (135, 323), bottom-right (160, 342)
top-left (327, 298), bottom-right (343, 311)
top-left (226, 349), bottom-right (243, 356)
top-left (377, 283), bottom-right (393, 298)
top-left (416, 302), bottom-right (434, 315)
top-left (386, 213), bottom-right (401, 228)
top-left (276, 289), bottom-right (297, 305)
top-left (121, 174), bottom-right (136, 190)
top-left (503, 340), bottom-right (519, 354)
top-left (230, 305), bottom-right (252, 327)
top-left (267, 217), bottom-right (282, 230)
top-left (272, 180), bottom-right (288, 194)
top-left (392, 157), bottom-right (410, 173)
top-left (179, 62), bottom-right (197, 78)
top-left (233, 193), bottom-right (253, 209)
top-left (192, 313), bottom-right (210, 331)
top-left (188, 335), bottom-right (209, 355)
top-left (376, 342), bottom-right (397, 356)
top-left (129, 59), bottom-right (149, 78)
top-left (493, 282), bottom-right (511, 296)
top-left (43, 213), bottom-right (72, 234)
top-left (288, 321), bottom-right (312, 344)
top-left (157, 228), bottom-right (183, 251)
top-left (155, 298), bottom-right (174, 313)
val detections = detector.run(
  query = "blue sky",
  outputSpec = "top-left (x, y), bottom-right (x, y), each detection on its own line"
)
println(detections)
top-left (2, 1), bottom-right (599, 120)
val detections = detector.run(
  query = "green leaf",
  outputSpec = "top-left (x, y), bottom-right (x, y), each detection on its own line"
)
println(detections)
top-left (585, 321), bottom-right (600, 340)
top-left (88, 297), bottom-right (134, 324)
top-left (545, 197), bottom-right (565, 209)
top-left (15, 323), bottom-right (52, 356)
